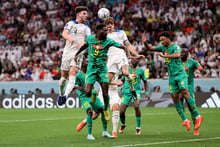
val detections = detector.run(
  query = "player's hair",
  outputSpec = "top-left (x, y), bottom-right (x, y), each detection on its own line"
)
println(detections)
top-left (181, 48), bottom-right (189, 56)
top-left (104, 17), bottom-right (114, 25)
top-left (75, 6), bottom-right (88, 14)
top-left (159, 31), bottom-right (171, 39)
top-left (95, 23), bottom-right (106, 32)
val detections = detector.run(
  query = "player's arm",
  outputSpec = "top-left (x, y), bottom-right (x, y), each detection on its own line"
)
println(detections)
top-left (62, 29), bottom-right (74, 44)
top-left (197, 65), bottom-right (206, 75)
top-left (143, 79), bottom-right (150, 100)
top-left (156, 51), bottom-right (180, 59)
top-left (109, 80), bottom-right (123, 86)
top-left (74, 43), bottom-right (89, 63)
top-left (124, 40), bottom-right (145, 59)
top-left (142, 34), bottom-right (156, 51)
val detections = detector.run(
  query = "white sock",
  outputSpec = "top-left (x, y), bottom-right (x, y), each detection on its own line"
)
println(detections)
top-left (112, 111), bottom-right (119, 133)
top-left (59, 77), bottom-right (67, 95)
top-left (126, 74), bottom-right (134, 91)
top-left (64, 75), bottom-right (75, 97)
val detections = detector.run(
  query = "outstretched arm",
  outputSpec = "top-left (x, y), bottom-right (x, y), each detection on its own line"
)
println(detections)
top-left (156, 52), bottom-right (180, 59)
top-left (124, 40), bottom-right (145, 59)
top-left (62, 29), bottom-right (74, 44)
top-left (143, 79), bottom-right (150, 100)
top-left (74, 43), bottom-right (89, 63)
top-left (142, 34), bottom-right (156, 51)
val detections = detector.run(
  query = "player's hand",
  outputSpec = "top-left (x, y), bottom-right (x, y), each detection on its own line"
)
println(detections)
top-left (116, 81), bottom-right (124, 86)
top-left (76, 41), bottom-right (85, 48)
top-left (142, 33), bottom-right (147, 43)
top-left (136, 55), bottom-right (145, 60)
top-left (146, 94), bottom-right (150, 101)
top-left (69, 39), bottom-right (74, 44)
top-left (156, 52), bottom-right (164, 58)
top-left (74, 55), bottom-right (78, 63)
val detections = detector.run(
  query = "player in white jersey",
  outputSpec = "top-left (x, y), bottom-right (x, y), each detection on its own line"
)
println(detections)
top-left (57, 6), bottom-right (91, 106)
top-left (104, 17), bottom-right (145, 136)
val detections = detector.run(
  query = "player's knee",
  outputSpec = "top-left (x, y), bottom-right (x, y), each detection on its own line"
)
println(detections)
top-left (87, 108), bottom-right (93, 116)
top-left (92, 89), bottom-right (98, 95)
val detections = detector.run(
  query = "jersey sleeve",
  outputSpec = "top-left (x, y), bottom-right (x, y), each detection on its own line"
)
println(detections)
top-left (155, 45), bottom-right (164, 52)
top-left (140, 68), bottom-right (147, 81)
top-left (173, 44), bottom-right (181, 53)
top-left (120, 30), bottom-right (128, 43)
top-left (64, 21), bottom-right (73, 31)
top-left (85, 25), bottom-right (91, 36)
top-left (193, 59), bottom-right (202, 70)
top-left (108, 38), bottom-right (121, 48)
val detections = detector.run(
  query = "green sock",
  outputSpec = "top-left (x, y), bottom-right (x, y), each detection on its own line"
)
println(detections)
top-left (101, 113), bottom-right (107, 131)
top-left (180, 98), bottom-right (185, 112)
top-left (136, 117), bottom-right (141, 128)
top-left (103, 96), bottom-right (109, 111)
top-left (186, 97), bottom-right (200, 117)
top-left (87, 115), bottom-right (92, 135)
top-left (174, 101), bottom-right (187, 121)
top-left (120, 114), bottom-right (126, 125)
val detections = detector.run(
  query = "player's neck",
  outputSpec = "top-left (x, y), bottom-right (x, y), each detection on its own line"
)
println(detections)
top-left (75, 18), bottom-right (83, 23)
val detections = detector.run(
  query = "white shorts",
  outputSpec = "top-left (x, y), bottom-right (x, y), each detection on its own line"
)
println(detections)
top-left (98, 86), bottom-right (121, 110)
top-left (107, 53), bottom-right (129, 73)
top-left (60, 53), bottom-right (84, 71)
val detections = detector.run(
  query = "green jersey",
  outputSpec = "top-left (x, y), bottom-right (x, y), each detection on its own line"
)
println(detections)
top-left (122, 67), bottom-right (146, 93)
top-left (75, 71), bottom-right (86, 97)
top-left (182, 58), bottom-right (200, 87)
top-left (85, 35), bottom-right (121, 67)
top-left (155, 44), bottom-right (186, 76)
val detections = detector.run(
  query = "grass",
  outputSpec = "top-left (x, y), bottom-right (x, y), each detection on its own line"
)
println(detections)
top-left (0, 108), bottom-right (220, 147)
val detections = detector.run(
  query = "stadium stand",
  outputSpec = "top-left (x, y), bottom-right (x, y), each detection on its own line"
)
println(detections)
top-left (0, 0), bottom-right (219, 82)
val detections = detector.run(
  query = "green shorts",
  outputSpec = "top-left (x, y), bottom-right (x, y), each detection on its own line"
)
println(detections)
top-left (85, 64), bottom-right (109, 84)
top-left (169, 73), bottom-right (188, 94)
top-left (80, 96), bottom-right (104, 113)
top-left (121, 90), bottom-right (141, 106)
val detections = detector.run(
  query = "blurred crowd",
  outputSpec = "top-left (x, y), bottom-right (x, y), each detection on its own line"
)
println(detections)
top-left (0, 0), bottom-right (219, 82)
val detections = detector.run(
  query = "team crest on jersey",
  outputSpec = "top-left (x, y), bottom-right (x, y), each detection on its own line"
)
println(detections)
top-left (92, 45), bottom-right (104, 49)
top-left (164, 51), bottom-right (171, 64)
top-left (181, 81), bottom-right (184, 85)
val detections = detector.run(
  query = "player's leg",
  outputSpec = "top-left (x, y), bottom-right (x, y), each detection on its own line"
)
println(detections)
top-left (59, 70), bottom-right (68, 96)
top-left (182, 89), bottom-right (202, 130)
top-left (121, 65), bottom-right (137, 100)
top-left (172, 92), bottom-right (191, 131)
top-left (100, 82), bottom-right (110, 121)
top-left (108, 87), bottom-right (120, 137)
top-left (133, 91), bottom-right (141, 135)
top-left (119, 94), bottom-right (130, 134)
top-left (63, 66), bottom-right (78, 97)
top-left (94, 102), bottom-right (113, 139)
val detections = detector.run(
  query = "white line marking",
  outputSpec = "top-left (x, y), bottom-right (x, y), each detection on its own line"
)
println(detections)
top-left (113, 137), bottom-right (220, 147)
top-left (0, 110), bottom-right (216, 123)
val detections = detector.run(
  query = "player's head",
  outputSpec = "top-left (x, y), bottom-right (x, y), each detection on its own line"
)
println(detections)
top-left (95, 23), bottom-right (108, 40)
top-left (181, 48), bottom-right (189, 62)
top-left (159, 31), bottom-right (171, 47)
top-left (75, 6), bottom-right (88, 22)
top-left (81, 58), bottom-right (88, 73)
top-left (104, 17), bottom-right (114, 32)
top-left (130, 58), bottom-right (139, 68)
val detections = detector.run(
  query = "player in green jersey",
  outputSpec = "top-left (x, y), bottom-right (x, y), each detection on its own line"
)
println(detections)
top-left (142, 31), bottom-right (203, 131)
top-left (181, 48), bottom-right (206, 135)
top-left (74, 59), bottom-right (113, 140)
top-left (119, 58), bottom-right (149, 135)
top-left (74, 24), bottom-right (133, 120)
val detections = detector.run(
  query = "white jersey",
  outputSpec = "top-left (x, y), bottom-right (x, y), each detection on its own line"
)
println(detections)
top-left (107, 30), bottom-right (128, 56)
top-left (62, 20), bottom-right (91, 57)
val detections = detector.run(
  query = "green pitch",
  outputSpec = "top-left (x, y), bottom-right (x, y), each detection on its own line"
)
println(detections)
top-left (0, 108), bottom-right (220, 147)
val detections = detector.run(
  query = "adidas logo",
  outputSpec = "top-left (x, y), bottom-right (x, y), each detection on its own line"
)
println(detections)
top-left (201, 92), bottom-right (220, 108)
